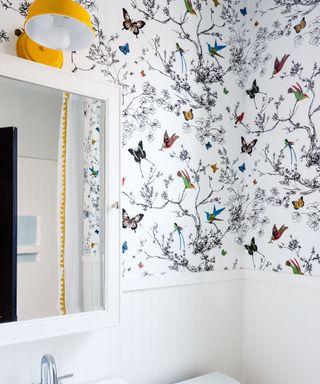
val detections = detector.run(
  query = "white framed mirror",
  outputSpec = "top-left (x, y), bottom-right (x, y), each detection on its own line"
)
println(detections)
top-left (0, 53), bottom-right (121, 346)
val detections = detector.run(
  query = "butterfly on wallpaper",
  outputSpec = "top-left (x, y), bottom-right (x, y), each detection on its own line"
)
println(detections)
top-left (241, 136), bottom-right (257, 155)
top-left (122, 241), bottom-right (128, 254)
top-left (240, 7), bottom-right (247, 16)
top-left (294, 17), bottom-right (306, 33)
top-left (119, 43), bottom-right (130, 55)
top-left (246, 79), bottom-right (260, 99)
top-left (138, 262), bottom-right (144, 269)
top-left (128, 140), bottom-right (155, 178)
top-left (211, 163), bottom-right (219, 173)
top-left (221, 249), bottom-right (227, 256)
top-left (160, 130), bottom-right (179, 150)
top-left (235, 112), bottom-right (244, 124)
top-left (122, 209), bottom-right (144, 232)
top-left (212, 0), bottom-right (220, 6)
top-left (205, 142), bottom-right (213, 150)
top-left (122, 8), bottom-right (146, 38)
top-left (239, 163), bottom-right (246, 173)
top-left (244, 237), bottom-right (258, 256)
top-left (140, 70), bottom-right (146, 77)
top-left (95, 229), bottom-right (100, 235)
top-left (89, 166), bottom-right (99, 177)
top-left (254, 20), bottom-right (259, 27)
top-left (183, 109), bottom-right (194, 121)
top-left (223, 87), bottom-right (229, 95)
top-left (292, 196), bottom-right (304, 210)
top-left (253, 179), bottom-right (257, 185)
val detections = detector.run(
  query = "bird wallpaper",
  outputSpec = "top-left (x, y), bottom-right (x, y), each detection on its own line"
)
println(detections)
top-left (1, 0), bottom-right (320, 282)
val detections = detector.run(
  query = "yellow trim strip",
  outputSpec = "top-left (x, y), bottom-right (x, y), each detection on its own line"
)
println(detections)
top-left (59, 92), bottom-right (70, 315)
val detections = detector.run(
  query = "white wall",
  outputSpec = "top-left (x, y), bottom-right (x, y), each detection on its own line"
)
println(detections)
top-left (0, 280), bottom-right (243, 384)
top-left (243, 271), bottom-right (320, 384)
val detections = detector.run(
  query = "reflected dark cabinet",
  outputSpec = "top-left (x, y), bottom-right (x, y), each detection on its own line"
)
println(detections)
top-left (0, 127), bottom-right (17, 322)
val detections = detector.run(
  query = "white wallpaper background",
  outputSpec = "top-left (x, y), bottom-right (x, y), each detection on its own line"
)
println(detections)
top-left (1, 0), bottom-right (320, 281)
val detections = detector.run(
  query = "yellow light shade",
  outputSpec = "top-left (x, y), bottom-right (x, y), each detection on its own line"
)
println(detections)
top-left (24, 0), bottom-right (95, 51)
top-left (16, 31), bottom-right (64, 68)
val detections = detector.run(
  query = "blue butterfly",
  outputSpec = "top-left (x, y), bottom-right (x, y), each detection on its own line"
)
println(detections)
top-left (119, 43), bottom-right (130, 55)
top-left (239, 163), bottom-right (246, 173)
top-left (95, 229), bottom-right (100, 235)
top-left (122, 241), bottom-right (128, 254)
top-left (205, 142), bottom-right (213, 150)
top-left (240, 7), bottom-right (247, 16)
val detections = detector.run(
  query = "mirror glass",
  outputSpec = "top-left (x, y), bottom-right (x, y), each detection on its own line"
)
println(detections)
top-left (0, 76), bottom-right (105, 322)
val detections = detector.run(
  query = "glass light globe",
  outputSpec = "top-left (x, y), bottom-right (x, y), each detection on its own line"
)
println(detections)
top-left (34, 14), bottom-right (54, 29)
top-left (46, 26), bottom-right (71, 50)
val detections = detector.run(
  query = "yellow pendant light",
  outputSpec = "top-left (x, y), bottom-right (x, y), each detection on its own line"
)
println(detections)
top-left (24, 0), bottom-right (95, 51)
top-left (16, 31), bottom-right (64, 68)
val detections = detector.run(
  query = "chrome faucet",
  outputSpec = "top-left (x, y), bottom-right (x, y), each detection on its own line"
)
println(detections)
top-left (41, 354), bottom-right (58, 384)
top-left (40, 354), bottom-right (73, 384)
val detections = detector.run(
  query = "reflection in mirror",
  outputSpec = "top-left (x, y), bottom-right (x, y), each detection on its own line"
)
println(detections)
top-left (0, 76), bottom-right (105, 322)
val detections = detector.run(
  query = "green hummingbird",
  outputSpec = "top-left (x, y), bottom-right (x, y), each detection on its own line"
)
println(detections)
top-left (286, 258), bottom-right (304, 275)
top-left (177, 169), bottom-right (195, 189)
top-left (288, 82), bottom-right (308, 101)
top-left (184, 0), bottom-right (197, 15)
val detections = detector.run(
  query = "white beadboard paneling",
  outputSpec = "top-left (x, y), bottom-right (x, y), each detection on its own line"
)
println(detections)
top-left (0, 280), bottom-right (243, 384)
top-left (243, 274), bottom-right (320, 384)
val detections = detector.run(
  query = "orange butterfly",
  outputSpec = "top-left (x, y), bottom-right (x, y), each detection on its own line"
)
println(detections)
top-left (294, 17), bottom-right (306, 33)
top-left (183, 109), bottom-right (194, 121)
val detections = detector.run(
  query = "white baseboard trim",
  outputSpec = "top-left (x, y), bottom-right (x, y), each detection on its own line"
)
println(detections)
top-left (122, 269), bottom-right (245, 292)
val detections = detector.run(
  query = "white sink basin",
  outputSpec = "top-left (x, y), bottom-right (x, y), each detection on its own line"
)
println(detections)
top-left (92, 379), bottom-right (127, 384)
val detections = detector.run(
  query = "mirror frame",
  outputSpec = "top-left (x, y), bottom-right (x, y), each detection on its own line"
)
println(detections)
top-left (0, 53), bottom-right (121, 346)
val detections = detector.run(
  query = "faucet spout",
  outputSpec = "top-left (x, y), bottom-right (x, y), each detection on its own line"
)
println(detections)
top-left (41, 354), bottom-right (59, 384)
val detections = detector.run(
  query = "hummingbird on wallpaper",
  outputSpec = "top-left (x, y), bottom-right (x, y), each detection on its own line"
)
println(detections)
top-left (269, 224), bottom-right (288, 243)
top-left (270, 54), bottom-right (290, 78)
top-left (207, 41), bottom-right (226, 59)
top-left (160, 130), bottom-right (179, 150)
top-left (177, 169), bottom-right (195, 189)
top-left (174, 223), bottom-right (186, 250)
top-left (284, 138), bottom-right (297, 164)
top-left (89, 166), bottom-right (99, 177)
top-left (288, 82), bottom-right (309, 101)
top-left (235, 112), bottom-right (245, 124)
top-left (205, 206), bottom-right (225, 223)
top-left (184, 0), bottom-right (197, 15)
top-left (286, 258), bottom-right (304, 275)
top-left (175, 43), bottom-right (188, 72)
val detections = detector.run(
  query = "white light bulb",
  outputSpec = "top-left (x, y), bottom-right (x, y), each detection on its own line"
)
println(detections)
top-left (35, 14), bottom-right (54, 29)
top-left (46, 26), bottom-right (71, 50)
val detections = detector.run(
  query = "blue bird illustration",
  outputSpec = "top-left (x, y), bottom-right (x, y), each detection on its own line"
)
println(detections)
top-left (205, 206), bottom-right (225, 223)
top-left (174, 223), bottom-right (186, 250)
top-left (175, 43), bottom-right (188, 73)
top-left (284, 139), bottom-right (297, 164)
top-left (207, 40), bottom-right (226, 58)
